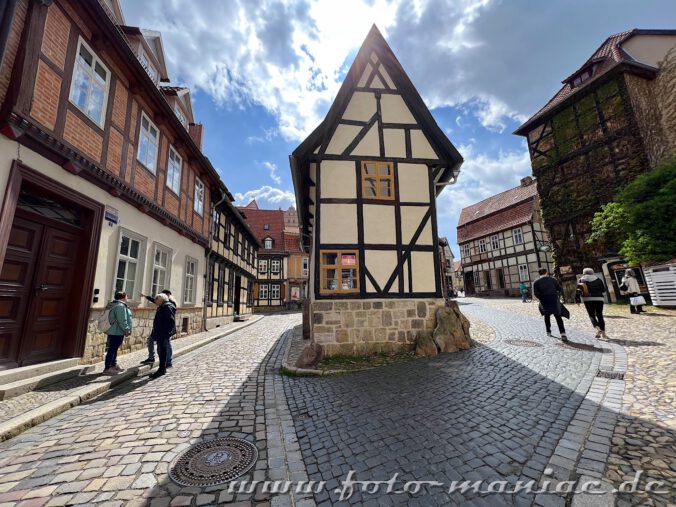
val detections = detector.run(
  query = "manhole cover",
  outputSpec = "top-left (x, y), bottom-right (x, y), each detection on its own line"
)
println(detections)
top-left (505, 339), bottom-right (543, 347)
top-left (169, 437), bottom-right (258, 487)
top-left (596, 370), bottom-right (625, 380)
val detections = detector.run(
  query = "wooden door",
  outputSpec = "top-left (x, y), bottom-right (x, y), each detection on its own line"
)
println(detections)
top-left (0, 213), bottom-right (81, 367)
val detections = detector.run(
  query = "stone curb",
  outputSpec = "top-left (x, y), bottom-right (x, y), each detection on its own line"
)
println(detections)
top-left (0, 315), bottom-right (264, 442)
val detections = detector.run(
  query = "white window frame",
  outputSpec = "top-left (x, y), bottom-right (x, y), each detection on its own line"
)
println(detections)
top-left (259, 284), bottom-right (268, 300)
top-left (175, 104), bottom-right (188, 129)
top-left (302, 257), bottom-right (309, 277)
top-left (138, 47), bottom-right (158, 84)
top-left (113, 228), bottom-right (146, 301)
top-left (513, 227), bottom-right (524, 245)
top-left (271, 259), bottom-right (281, 274)
top-left (491, 235), bottom-right (499, 250)
top-left (271, 284), bottom-right (280, 300)
top-left (184, 257), bottom-right (197, 305)
top-left (473, 271), bottom-right (480, 287)
top-left (264, 238), bottom-right (272, 250)
top-left (519, 264), bottom-right (529, 282)
top-left (150, 243), bottom-right (172, 296)
top-left (166, 145), bottom-right (182, 195)
top-left (463, 244), bottom-right (471, 258)
top-left (479, 238), bottom-right (487, 253)
top-left (194, 177), bottom-right (204, 215)
top-left (69, 37), bottom-right (111, 128)
top-left (259, 259), bottom-right (268, 274)
top-left (137, 111), bottom-right (160, 173)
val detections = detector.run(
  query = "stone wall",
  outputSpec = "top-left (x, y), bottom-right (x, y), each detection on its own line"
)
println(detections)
top-left (310, 298), bottom-right (444, 356)
top-left (82, 307), bottom-right (203, 364)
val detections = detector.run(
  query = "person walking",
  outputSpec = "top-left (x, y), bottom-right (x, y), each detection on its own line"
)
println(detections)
top-left (519, 281), bottom-right (528, 303)
top-left (533, 268), bottom-right (568, 341)
top-left (578, 268), bottom-right (608, 339)
top-left (139, 289), bottom-right (176, 367)
top-left (149, 293), bottom-right (176, 379)
top-left (620, 270), bottom-right (645, 314)
top-left (103, 291), bottom-right (133, 375)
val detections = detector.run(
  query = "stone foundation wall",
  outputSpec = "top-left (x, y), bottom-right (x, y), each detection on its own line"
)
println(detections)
top-left (310, 298), bottom-right (444, 356)
top-left (82, 307), bottom-right (203, 364)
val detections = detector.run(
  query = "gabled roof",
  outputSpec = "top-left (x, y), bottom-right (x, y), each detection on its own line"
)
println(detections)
top-left (119, 26), bottom-right (170, 83)
top-left (160, 86), bottom-right (194, 123)
top-left (453, 261), bottom-right (462, 272)
top-left (237, 207), bottom-right (287, 254)
top-left (457, 181), bottom-right (538, 243)
top-left (244, 199), bottom-right (259, 209)
top-left (515, 29), bottom-right (676, 135)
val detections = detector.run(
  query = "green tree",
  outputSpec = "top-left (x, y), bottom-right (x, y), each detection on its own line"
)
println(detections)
top-left (588, 159), bottom-right (676, 264)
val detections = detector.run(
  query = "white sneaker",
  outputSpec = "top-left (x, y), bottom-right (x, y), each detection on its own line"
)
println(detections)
top-left (113, 365), bottom-right (124, 373)
top-left (102, 368), bottom-right (118, 375)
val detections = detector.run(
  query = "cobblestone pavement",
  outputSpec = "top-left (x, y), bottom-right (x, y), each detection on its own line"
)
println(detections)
top-left (474, 298), bottom-right (676, 506)
top-left (0, 314), bottom-right (300, 507)
top-left (0, 321), bottom-right (260, 426)
top-left (284, 298), bottom-right (607, 506)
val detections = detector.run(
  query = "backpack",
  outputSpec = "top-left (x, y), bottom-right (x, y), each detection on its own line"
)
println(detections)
top-left (577, 281), bottom-right (590, 298)
top-left (97, 307), bottom-right (114, 333)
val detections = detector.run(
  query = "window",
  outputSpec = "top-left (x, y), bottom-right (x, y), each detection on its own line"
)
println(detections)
top-left (114, 230), bottom-right (145, 298)
top-left (473, 271), bottom-right (480, 288)
top-left (513, 228), bottom-right (524, 245)
top-left (69, 38), bottom-right (110, 127)
top-left (206, 261), bottom-right (215, 304)
top-left (320, 250), bottom-right (358, 293)
top-left (271, 284), bottom-right (280, 300)
top-left (225, 221), bottom-right (231, 249)
top-left (151, 244), bottom-right (171, 296)
top-left (462, 244), bottom-right (471, 258)
top-left (302, 257), bottom-right (309, 277)
top-left (259, 260), bottom-right (268, 273)
top-left (227, 270), bottom-right (234, 305)
top-left (519, 265), bottom-right (529, 282)
top-left (174, 104), bottom-right (188, 129)
top-left (263, 224), bottom-right (269, 230)
top-left (167, 146), bottom-right (182, 194)
top-left (264, 238), bottom-right (272, 250)
top-left (137, 112), bottom-right (159, 172)
top-left (217, 264), bottom-right (225, 305)
top-left (194, 177), bottom-right (204, 215)
top-left (479, 239), bottom-right (487, 253)
top-left (184, 257), bottom-right (197, 304)
top-left (362, 161), bottom-right (394, 199)
top-left (246, 280), bottom-right (253, 307)
top-left (260, 284), bottom-right (268, 300)
top-left (138, 48), bottom-right (158, 83)
top-left (491, 235), bottom-right (499, 250)
top-left (271, 260), bottom-right (281, 274)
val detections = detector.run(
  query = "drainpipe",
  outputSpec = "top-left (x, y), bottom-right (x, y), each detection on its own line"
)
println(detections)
top-left (203, 188), bottom-right (228, 331)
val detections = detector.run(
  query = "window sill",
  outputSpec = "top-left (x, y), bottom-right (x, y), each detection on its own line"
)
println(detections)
top-left (136, 159), bottom-right (157, 177)
top-left (68, 102), bottom-right (106, 133)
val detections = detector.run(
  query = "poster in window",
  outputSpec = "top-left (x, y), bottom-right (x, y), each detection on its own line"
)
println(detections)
top-left (341, 254), bottom-right (356, 265)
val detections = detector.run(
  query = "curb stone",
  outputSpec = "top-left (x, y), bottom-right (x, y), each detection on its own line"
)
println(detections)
top-left (0, 315), bottom-right (264, 442)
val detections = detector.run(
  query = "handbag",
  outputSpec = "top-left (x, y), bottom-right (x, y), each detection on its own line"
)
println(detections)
top-left (619, 283), bottom-right (628, 292)
top-left (560, 303), bottom-right (571, 320)
top-left (630, 295), bottom-right (646, 306)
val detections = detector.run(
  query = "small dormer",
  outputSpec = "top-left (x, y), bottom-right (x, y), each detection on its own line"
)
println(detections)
top-left (264, 237), bottom-right (273, 250)
top-left (120, 26), bottom-right (170, 86)
top-left (565, 58), bottom-right (605, 89)
top-left (160, 87), bottom-right (195, 130)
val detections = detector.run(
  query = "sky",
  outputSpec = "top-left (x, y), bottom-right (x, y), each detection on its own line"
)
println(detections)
top-left (119, 0), bottom-right (676, 257)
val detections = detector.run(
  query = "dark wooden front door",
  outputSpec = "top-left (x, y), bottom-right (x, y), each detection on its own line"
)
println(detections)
top-left (0, 211), bottom-right (82, 367)
top-left (233, 275), bottom-right (241, 314)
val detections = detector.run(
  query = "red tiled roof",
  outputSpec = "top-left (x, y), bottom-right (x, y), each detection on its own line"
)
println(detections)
top-left (515, 29), bottom-right (663, 135)
top-left (453, 261), bottom-right (462, 272)
top-left (237, 208), bottom-right (286, 254)
top-left (283, 233), bottom-right (303, 254)
top-left (457, 182), bottom-right (537, 243)
top-left (244, 199), bottom-right (259, 209)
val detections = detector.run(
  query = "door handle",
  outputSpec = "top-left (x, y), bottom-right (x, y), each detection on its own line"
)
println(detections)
top-left (36, 284), bottom-right (48, 293)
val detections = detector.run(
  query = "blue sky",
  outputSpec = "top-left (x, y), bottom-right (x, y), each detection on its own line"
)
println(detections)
top-left (120, 0), bottom-right (676, 257)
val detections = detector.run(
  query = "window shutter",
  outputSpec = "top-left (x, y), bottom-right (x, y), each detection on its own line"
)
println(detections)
top-left (254, 283), bottom-right (259, 300)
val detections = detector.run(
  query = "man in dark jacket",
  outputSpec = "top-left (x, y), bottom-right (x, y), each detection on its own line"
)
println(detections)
top-left (149, 293), bottom-right (176, 379)
top-left (533, 268), bottom-right (568, 341)
top-left (139, 289), bottom-right (176, 367)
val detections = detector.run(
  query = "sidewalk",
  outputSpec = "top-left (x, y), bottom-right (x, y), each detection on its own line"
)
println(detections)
top-left (0, 316), bottom-right (263, 441)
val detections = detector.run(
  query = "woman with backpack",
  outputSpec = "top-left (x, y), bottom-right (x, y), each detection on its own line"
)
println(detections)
top-left (620, 269), bottom-right (645, 314)
top-left (102, 291), bottom-right (133, 374)
top-left (577, 268), bottom-right (608, 339)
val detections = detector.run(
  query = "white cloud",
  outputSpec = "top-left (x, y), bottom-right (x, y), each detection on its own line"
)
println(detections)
top-left (233, 186), bottom-right (296, 208)
top-left (262, 161), bottom-right (282, 184)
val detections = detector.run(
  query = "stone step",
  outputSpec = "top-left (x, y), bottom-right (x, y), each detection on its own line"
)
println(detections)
top-left (0, 358), bottom-right (80, 385)
top-left (0, 364), bottom-right (95, 401)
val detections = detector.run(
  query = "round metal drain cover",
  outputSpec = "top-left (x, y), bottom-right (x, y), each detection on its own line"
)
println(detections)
top-left (505, 339), bottom-right (543, 347)
top-left (169, 437), bottom-right (258, 487)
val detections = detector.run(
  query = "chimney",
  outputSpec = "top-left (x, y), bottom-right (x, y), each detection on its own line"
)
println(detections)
top-left (189, 123), bottom-right (204, 150)
top-left (520, 176), bottom-right (534, 187)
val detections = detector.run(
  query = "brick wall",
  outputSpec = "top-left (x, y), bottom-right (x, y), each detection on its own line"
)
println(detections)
top-left (310, 298), bottom-right (444, 356)
top-left (41, 3), bottom-right (69, 69)
top-left (30, 60), bottom-right (61, 130)
top-left (106, 127), bottom-right (123, 175)
top-left (63, 110), bottom-right (103, 162)
top-left (111, 80), bottom-right (127, 130)
top-left (134, 165), bottom-right (156, 199)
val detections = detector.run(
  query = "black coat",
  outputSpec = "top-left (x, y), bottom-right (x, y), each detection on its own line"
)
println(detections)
top-left (533, 276), bottom-right (564, 315)
top-left (152, 302), bottom-right (176, 341)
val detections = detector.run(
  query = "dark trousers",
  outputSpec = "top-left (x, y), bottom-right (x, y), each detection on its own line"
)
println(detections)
top-left (544, 314), bottom-right (565, 334)
top-left (628, 293), bottom-right (643, 314)
top-left (148, 335), bottom-right (173, 364)
top-left (584, 301), bottom-right (605, 330)
top-left (105, 335), bottom-right (123, 369)
top-left (156, 337), bottom-right (170, 373)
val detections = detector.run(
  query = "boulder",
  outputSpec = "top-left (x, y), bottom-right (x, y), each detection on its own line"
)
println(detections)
top-left (433, 302), bottom-right (471, 353)
top-left (415, 333), bottom-right (438, 357)
top-left (295, 341), bottom-right (324, 368)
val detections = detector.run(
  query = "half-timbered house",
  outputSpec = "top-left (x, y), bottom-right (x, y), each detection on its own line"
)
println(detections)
top-left (290, 26), bottom-right (463, 356)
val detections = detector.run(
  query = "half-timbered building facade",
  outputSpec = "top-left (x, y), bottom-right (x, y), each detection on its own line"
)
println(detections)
top-left (290, 26), bottom-right (463, 356)
top-left (0, 0), bottom-right (252, 368)
top-left (457, 177), bottom-right (554, 297)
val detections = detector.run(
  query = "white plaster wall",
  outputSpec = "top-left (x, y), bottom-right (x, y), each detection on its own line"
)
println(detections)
top-left (320, 160), bottom-right (356, 198)
top-left (351, 124), bottom-right (380, 157)
top-left (358, 63), bottom-right (373, 87)
top-left (325, 124), bottom-right (362, 155)
top-left (365, 249), bottom-right (398, 291)
top-left (410, 130), bottom-right (438, 159)
top-left (380, 94), bottom-right (416, 123)
top-left (379, 65), bottom-right (396, 89)
top-left (342, 92), bottom-right (377, 122)
top-left (319, 204), bottom-right (357, 244)
top-left (383, 129), bottom-right (406, 158)
top-left (0, 137), bottom-right (205, 311)
top-left (411, 251), bottom-right (436, 292)
top-left (397, 163), bottom-right (429, 202)
top-left (622, 35), bottom-right (676, 68)
top-left (363, 204), bottom-right (396, 244)
top-left (400, 206), bottom-right (428, 244)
